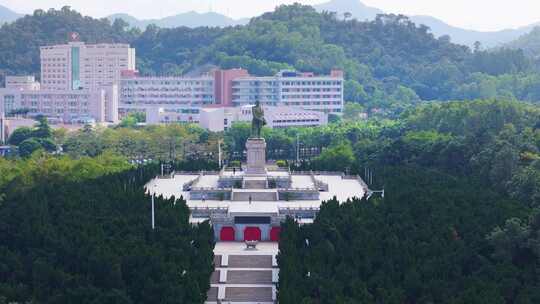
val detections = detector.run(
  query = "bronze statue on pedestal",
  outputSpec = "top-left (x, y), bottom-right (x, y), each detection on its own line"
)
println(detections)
top-left (251, 100), bottom-right (266, 138)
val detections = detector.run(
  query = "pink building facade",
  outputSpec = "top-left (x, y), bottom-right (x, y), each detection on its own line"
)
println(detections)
top-left (213, 68), bottom-right (250, 106)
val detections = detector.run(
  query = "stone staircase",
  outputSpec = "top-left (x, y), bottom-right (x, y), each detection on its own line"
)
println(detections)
top-left (206, 253), bottom-right (278, 304)
top-left (243, 176), bottom-right (268, 189)
top-left (228, 255), bottom-right (273, 268)
top-left (226, 287), bottom-right (274, 302)
top-left (227, 270), bottom-right (272, 284)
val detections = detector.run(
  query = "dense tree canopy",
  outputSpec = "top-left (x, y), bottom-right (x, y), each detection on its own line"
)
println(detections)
top-left (8, 116), bottom-right (57, 157)
top-left (0, 154), bottom-right (214, 303)
top-left (276, 99), bottom-right (540, 303)
top-left (278, 168), bottom-right (538, 303)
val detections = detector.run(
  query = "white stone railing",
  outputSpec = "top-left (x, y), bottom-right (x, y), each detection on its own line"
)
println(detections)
top-left (174, 171), bottom-right (200, 175)
top-left (182, 175), bottom-right (202, 191)
top-left (292, 171), bottom-right (344, 176)
top-left (279, 207), bottom-right (320, 212)
top-left (191, 187), bottom-right (232, 191)
top-left (191, 206), bottom-right (229, 218)
top-left (201, 170), bottom-right (220, 175)
top-left (191, 206), bottom-right (228, 212)
top-left (269, 176), bottom-right (291, 181)
top-left (277, 187), bottom-right (318, 192)
top-left (310, 172), bottom-right (329, 192)
top-left (279, 207), bottom-right (320, 219)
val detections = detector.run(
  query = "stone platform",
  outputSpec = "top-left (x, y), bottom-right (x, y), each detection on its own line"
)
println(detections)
top-left (232, 189), bottom-right (278, 201)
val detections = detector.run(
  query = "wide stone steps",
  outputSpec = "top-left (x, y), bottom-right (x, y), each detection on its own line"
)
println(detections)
top-left (243, 178), bottom-right (268, 189)
top-left (227, 270), bottom-right (272, 284)
top-left (210, 270), bottom-right (220, 284)
top-left (228, 255), bottom-right (273, 268)
top-left (206, 287), bottom-right (218, 302)
top-left (225, 287), bottom-right (273, 302)
top-left (213, 255), bottom-right (222, 267)
top-left (207, 254), bottom-right (277, 303)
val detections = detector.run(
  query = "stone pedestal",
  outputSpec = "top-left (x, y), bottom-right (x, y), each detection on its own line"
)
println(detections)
top-left (245, 138), bottom-right (267, 175)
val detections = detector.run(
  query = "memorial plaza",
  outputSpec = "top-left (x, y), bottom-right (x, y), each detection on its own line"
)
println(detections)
top-left (146, 103), bottom-right (368, 303)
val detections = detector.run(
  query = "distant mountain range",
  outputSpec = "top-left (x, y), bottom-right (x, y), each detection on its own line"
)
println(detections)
top-left (313, 0), bottom-right (539, 48)
top-left (314, 0), bottom-right (382, 21)
top-left (0, 0), bottom-right (538, 49)
top-left (407, 15), bottom-right (539, 48)
top-left (0, 4), bottom-right (22, 24)
top-left (107, 11), bottom-right (248, 29)
top-left (106, 0), bottom-right (540, 48)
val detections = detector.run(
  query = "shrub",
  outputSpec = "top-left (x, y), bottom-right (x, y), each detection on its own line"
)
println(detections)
top-left (229, 160), bottom-right (241, 168)
top-left (276, 160), bottom-right (288, 168)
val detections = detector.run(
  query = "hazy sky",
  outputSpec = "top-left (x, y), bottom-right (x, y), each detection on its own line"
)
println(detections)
top-left (1, 0), bottom-right (540, 31)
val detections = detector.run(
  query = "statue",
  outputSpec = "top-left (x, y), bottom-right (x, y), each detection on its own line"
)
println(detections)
top-left (251, 100), bottom-right (266, 138)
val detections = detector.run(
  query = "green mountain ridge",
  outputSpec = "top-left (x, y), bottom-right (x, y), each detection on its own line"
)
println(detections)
top-left (0, 1), bottom-right (538, 48)
top-left (504, 26), bottom-right (540, 59)
top-left (0, 5), bottom-right (539, 114)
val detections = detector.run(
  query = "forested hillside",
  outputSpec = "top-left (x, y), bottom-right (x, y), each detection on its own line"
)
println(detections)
top-left (277, 99), bottom-right (540, 303)
top-left (0, 155), bottom-right (214, 303)
top-left (1, 5), bottom-right (539, 114)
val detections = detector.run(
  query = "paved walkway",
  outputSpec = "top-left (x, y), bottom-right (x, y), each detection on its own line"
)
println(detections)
top-left (206, 242), bottom-right (279, 304)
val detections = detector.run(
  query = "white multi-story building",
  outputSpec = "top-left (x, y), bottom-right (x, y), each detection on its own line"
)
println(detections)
top-left (121, 69), bottom-right (344, 122)
top-left (231, 70), bottom-right (344, 114)
top-left (40, 41), bottom-right (135, 91)
top-left (119, 72), bottom-right (214, 117)
top-left (146, 107), bottom-right (202, 125)
top-left (0, 82), bottom-right (118, 124)
top-left (0, 39), bottom-right (132, 124)
top-left (230, 77), bottom-right (280, 107)
top-left (147, 105), bottom-right (328, 132)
